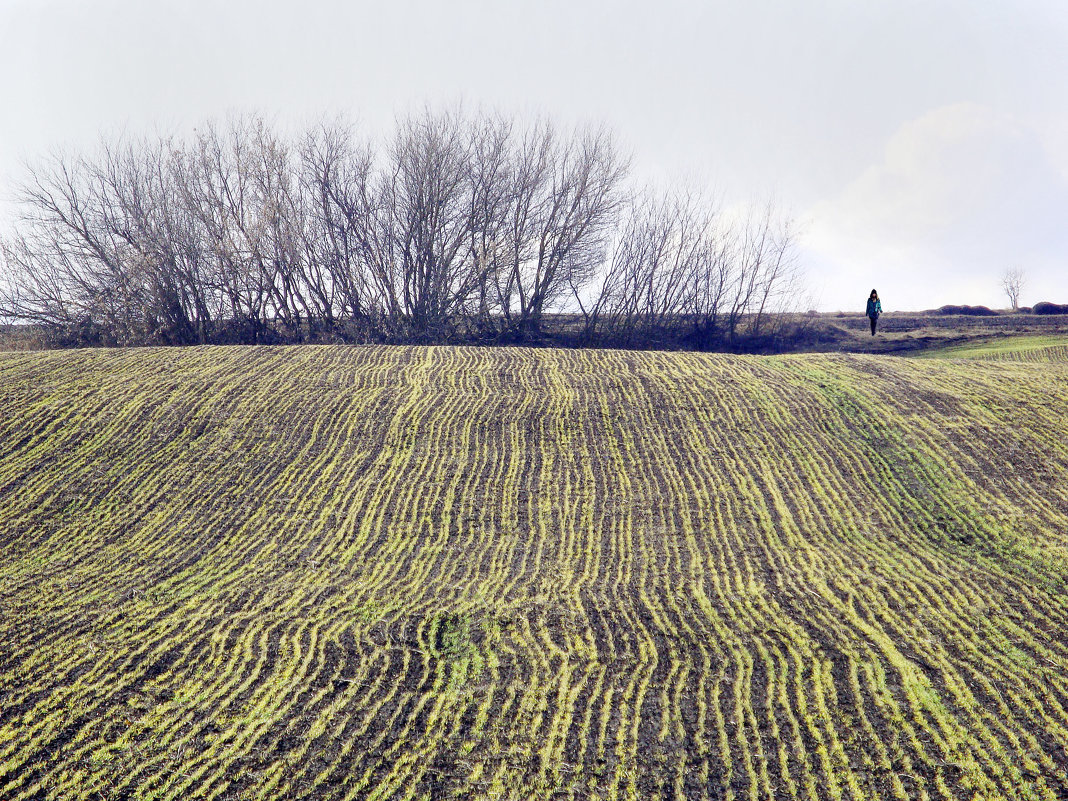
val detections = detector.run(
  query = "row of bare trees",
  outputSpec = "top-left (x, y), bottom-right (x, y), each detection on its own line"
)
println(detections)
top-left (0, 109), bottom-right (803, 349)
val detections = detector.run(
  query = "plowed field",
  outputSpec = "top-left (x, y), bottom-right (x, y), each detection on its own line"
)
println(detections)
top-left (1, 345), bottom-right (1067, 800)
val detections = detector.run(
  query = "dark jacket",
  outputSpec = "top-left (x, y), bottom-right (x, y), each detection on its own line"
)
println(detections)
top-left (866, 298), bottom-right (882, 318)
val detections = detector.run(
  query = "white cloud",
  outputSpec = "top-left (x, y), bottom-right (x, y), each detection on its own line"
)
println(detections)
top-left (802, 103), bottom-right (1068, 311)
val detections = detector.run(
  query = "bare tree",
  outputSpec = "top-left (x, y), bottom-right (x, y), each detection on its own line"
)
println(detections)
top-left (370, 107), bottom-right (486, 339)
top-left (1002, 266), bottom-right (1026, 310)
top-left (95, 135), bottom-right (227, 344)
top-left (586, 191), bottom-right (801, 349)
top-left (724, 201), bottom-right (801, 343)
top-left (493, 120), bottom-right (628, 340)
top-left (586, 188), bottom-right (714, 345)
top-left (0, 107), bottom-right (806, 350)
top-left (298, 120), bottom-right (374, 335)
top-left (0, 147), bottom-right (145, 343)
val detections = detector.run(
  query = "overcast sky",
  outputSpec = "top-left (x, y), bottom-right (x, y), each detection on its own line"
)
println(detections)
top-left (1, 0), bottom-right (1065, 311)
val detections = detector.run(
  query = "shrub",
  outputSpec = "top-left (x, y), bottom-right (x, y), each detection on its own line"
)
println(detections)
top-left (936, 305), bottom-right (999, 316)
top-left (1032, 301), bottom-right (1068, 315)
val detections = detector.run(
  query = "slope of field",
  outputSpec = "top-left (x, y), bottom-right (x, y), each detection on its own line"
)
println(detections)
top-left (1, 345), bottom-right (1067, 801)
top-left (918, 334), bottom-right (1068, 362)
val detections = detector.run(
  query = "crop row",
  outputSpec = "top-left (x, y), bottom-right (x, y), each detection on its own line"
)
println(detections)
top-left (924, 334), bottom-right (1068, 362)
top-left (1, 345), bottom-right (1067, 799)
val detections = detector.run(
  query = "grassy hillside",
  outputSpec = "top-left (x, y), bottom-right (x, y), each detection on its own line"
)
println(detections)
top-left (1, 345), bottom-right (1067, 801)
top-left (918, 334), bottom-right (1068, 362)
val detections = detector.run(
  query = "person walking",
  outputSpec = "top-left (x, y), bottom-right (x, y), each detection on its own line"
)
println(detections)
top-left (866, 289), bottom-right (882, 336)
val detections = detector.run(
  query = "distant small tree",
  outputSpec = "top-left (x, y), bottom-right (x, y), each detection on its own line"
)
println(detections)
top-left (1002, 266), bottom-right (1026, 310)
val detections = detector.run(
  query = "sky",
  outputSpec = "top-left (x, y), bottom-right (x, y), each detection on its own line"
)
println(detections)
top-left (1, 0), bottom-right (1066, 312)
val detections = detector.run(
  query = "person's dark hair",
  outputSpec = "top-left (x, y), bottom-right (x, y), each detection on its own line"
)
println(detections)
top-left (869, 289), bottom-right (879, 300)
